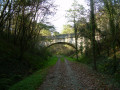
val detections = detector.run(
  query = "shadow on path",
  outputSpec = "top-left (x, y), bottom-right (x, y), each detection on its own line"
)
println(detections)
top-left (38, 57), bottom-right (117, 90)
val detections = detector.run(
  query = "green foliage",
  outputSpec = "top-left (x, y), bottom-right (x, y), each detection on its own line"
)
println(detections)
top-left (98, 57), bottom-right (114, 74)
top-left (96, 56), bottom-right (120, 87)
top-left (1, 0), bottom-right (120, 88)
top-left (61, 25), bottom-right (74, 34)
top-left (48, 44), bottom-right (75, 56)
top-left (40, 29), bottom-right (51, 36)
top-left (65, 56), bottom-right (75, 62)
top-left (0, 39), bottom-right (27, 90)
top-left (37, 23), bottom-right (55, 31)
top-left (77, 55), bottom-right (92, 65)
top-left (114, 72), bottom-right (120, 84)
top-left (9, 69), bottom-right (46, 90)
top-left (66, 0), bottom-right (86, 22)
top-left (60, 57), bottom-right (65, 62)
top-left (97, 56), bottom-right (120, 75)
top-left (77, 54), bottom-right (120, 87)
top-left (0, 38), bottom-right (56, 90)
top-left (9, 56), bottom-right (58, 90)
top-left (0, 0), bottom-right (56, 63)
top-left (64, 55), bottom-right (92, 66)
top-left (53, 31), bottom-right (60, 36)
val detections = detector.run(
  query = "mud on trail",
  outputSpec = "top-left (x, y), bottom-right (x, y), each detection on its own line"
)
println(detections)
top-left (38, 57), bottom-right (118, 90)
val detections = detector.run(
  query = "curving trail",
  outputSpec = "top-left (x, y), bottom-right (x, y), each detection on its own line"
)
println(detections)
top-left (38, 57), bottom-right (117, 90)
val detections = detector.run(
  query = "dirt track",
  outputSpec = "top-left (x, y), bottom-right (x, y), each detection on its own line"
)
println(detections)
top-left (38, 57), bottom-right (118, 90)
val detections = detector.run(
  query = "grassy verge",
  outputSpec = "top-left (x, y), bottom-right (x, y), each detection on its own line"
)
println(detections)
top-left (65, 56), bottom-right (75, 61)
top-left (9, 56), bottom-right (58, 90)
top-left (60, 57), bottom-right (65, 62)
top-left (62, 55), bottom-right (75, 62)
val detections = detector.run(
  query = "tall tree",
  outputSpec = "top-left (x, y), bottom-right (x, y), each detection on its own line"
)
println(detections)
top-left (0, 0), bottom-right (56, 60)
top-left (102, 0), bottom-right (120, 73)
top-left (90, 0), bottom-right (97, 70)
top-left (66, 0), bottom-right (85, 60)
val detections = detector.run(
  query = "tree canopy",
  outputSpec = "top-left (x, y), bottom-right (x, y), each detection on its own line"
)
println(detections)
top-left (61, 24), bottom-right (74, 34)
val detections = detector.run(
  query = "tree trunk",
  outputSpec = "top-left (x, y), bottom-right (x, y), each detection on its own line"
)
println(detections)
top-left (107, 47), bottom-right (110, 56)
top-left (19, 6), bottom-right (25, 60)
top-left (14, 11), bottom-right (20, 45)
top-left (90, 0), bottom-right (97, 70)
top-left (113, 41), bottom-right (117, 73)
top-left (74, 18), bottom-right (78, 60)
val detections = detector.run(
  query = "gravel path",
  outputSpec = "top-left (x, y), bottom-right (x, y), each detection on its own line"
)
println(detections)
top-left (38, 57), bottom-right (118, 90)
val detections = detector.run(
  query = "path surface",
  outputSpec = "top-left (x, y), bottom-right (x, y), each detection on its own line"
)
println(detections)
top-left (38, 57), bottom-right (117, 90)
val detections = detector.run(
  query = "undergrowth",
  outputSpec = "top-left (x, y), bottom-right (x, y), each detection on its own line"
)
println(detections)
top-left (66, 54), bottom-right (120, 88)
top-left (9, 56), bottom-right (58, 90)
top-left (0, 38), bottom-right (58, 90)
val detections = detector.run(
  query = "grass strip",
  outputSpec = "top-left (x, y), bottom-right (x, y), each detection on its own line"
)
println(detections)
top-left (9, 56), bottom-right (58, 90)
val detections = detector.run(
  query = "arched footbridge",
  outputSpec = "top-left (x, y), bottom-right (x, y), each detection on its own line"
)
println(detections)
top-left (40, 34), bottom-right (87, 49)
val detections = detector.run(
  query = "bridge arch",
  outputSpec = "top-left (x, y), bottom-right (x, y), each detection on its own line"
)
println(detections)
top-left (46, 42), bottom-right (76, 49)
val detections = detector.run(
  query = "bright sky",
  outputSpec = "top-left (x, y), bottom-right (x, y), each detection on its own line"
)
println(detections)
top-left (49, 0), bottom-right (88, 33)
